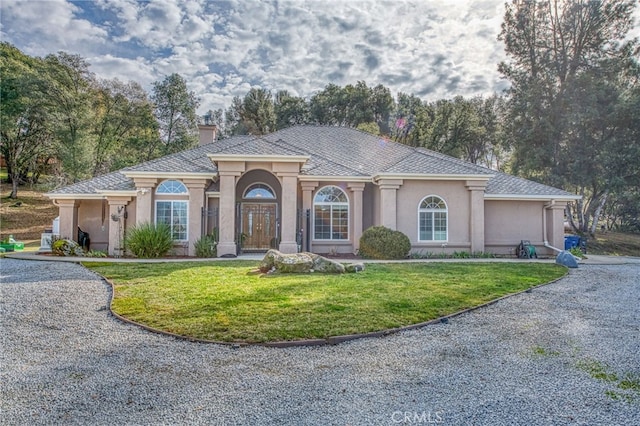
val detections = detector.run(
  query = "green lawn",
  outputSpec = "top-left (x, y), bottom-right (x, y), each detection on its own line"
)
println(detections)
top-left (85, 261), bottom-right (567, 343)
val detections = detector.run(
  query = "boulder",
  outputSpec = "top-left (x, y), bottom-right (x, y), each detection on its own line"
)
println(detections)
top-left (274, 252), bottom-right (315, 273)
top-left (556, 250), bottom-right (579, 268)
top-left (259, 249), bottom-right (281, 272)
top-left (307, 253), bottom-right (346, 273)
top-left (259, 250), bottom-right (347, 274)
top-left (345, 262), bottom-right (365, 273)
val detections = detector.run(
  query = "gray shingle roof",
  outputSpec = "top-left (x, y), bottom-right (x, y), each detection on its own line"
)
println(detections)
top-left (49, 125), bottom-right (575, 199)
top-left (49, 171), bottom-right (134, 195)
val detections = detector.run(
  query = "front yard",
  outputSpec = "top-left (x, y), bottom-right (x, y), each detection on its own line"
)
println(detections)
top-left (85, 261), bottom-right (567, 343)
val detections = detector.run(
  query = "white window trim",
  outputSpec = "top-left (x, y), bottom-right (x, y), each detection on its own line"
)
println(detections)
top-left (155, 200), bottom-right (189, 242)
top-left (313, 185), bottom-right (350, 241)
top-left (156, 179), bottom-right (188, 195)
top-left (417, 195), bottom-right (448, 242)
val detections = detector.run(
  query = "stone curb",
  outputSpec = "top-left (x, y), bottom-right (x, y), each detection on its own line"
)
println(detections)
top-left (93, 264), bottom-right (571, 348)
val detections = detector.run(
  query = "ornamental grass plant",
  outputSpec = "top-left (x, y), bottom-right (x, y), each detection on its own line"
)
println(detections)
top-left (124, 222), bottom-right (173, 258)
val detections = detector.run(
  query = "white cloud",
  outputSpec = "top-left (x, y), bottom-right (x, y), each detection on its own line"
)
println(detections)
top-left (1, 0), bottom-right (515, 113)
top-left (0, 0), bottom-right (108, 56)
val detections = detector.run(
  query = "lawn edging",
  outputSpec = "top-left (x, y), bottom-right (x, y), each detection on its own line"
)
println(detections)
top-left (92, 263), bottom-right (570, 348)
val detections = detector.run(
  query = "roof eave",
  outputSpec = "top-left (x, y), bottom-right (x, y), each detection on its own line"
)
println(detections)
top-left (298, 175), bottom-right (370, 182)
top-left (207, 154), bottom-right (310, 163)
top-left (484, 194), bottom-right (581, 201)
top-left (373, 173), bottom-right (493, 182)
top-left (122, 171), bottom-right (216, 179)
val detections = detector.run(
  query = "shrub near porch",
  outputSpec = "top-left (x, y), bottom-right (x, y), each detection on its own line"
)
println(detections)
top-left (85, 261), bottom-right (567, 343)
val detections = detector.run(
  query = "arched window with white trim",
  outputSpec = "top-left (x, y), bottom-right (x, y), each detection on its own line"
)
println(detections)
top-left (155, 180), bottom-right (188, 240)
top-left (156, 180), bottom-right (188, 194)
top-left (418, 195), bottom-right (447, 241)
top-left (314, 185), bottom-right (349, 240)
top-left (243, 183), bottom-right (276, 199)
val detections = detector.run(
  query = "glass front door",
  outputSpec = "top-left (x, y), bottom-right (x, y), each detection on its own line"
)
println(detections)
top-left (241, 203), bottom-right (277, 251)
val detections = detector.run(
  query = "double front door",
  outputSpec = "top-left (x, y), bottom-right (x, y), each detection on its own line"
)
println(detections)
top-left (241, 203), bottom-right (277, 251)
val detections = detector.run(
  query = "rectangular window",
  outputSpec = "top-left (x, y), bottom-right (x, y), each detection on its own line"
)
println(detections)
top-left (156, 201), bottom-right (188, 240)
top-left (419, 212), bottom-right (447, 241)
top-left (314, 205), bottom-right (348, 240)
top-left (314, 205), bottom-right (331, 239)
top-left (433, 212), bottom-right (447, 241)
top-left (332, 205), bottom-right (348, 239)
top-left (419, 213), bottom-right (433, 241)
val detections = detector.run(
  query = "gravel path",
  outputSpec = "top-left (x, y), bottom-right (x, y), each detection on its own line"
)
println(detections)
top-left (1, 259), bottom-right (639, 425)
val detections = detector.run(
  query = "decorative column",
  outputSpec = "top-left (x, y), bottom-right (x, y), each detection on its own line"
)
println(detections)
top-left (56, 199), bottom-right (79, 240)
top-left (184, 178), bottom-right (208, 256)
top-left (107, 196), bottom-right (132, 257)
top-left (278, 173), bottom-right (299, 254)
top-left (132, 177), bottom-right (158, 224)
top-left (348, 182), bottom-right (366, 250)
top-left (466, 180), bottom-right (487, 253)
top-left (217, 171), bottom-right (241, 257)
top-left (300, 181), bottom-right (319, 252)
top-left (545, 201), bottom-right (566, 251)
top-left (378, 179), bottom-right (403, 230)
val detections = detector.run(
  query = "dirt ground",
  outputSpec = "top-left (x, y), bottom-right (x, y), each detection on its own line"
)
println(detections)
top-left (0, 185), bottom-right (58, 241)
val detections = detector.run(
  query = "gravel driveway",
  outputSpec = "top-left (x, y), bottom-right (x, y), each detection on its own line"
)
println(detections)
top-left (1, 259), bottom-right (639, 425)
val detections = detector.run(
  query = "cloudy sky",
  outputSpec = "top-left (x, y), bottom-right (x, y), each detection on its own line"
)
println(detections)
top-left (1, 0), bottom-right (634, 114)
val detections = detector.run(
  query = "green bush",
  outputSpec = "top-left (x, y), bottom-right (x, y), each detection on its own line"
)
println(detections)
top-left (125, 222), bottom-right (173, 258)
top-left (359, 226), bottom-right (411, 259)
top-left (195, 234), bottom-right (217, 258)
top-left (569, 246), bottom-right (586, 259)
top-left (52, 238), bottom-right (85, 256)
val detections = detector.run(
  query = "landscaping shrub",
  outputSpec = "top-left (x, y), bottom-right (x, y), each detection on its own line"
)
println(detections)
top-left (125, 222), bottom-right (173, 258)
top-left (52, 239), bottom-right (85, 257)
top-left (359, 226), bottom-right (411, 259)
top-left (195, 234), bottom-right (217, 258)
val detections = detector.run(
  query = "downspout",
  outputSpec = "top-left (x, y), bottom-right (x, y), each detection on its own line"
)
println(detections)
top-left (543, 200), bottom-right (563, 254)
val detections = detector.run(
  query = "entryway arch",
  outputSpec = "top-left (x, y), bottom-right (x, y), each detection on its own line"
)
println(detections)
top-left (236, 170), bottom-right (282, 252)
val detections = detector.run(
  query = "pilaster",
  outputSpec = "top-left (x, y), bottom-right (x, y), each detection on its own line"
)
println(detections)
top-left (106, 196), bottom-right (132, 257)
top-left (278, 172), bottom-right (299, 254)
top-left (466, 180), bottom-right (487, 253)
top-left (184, 178), bottom-right (208, 256)
top-left (56, 199), bottom-right (79, 241)
top-left (377, 179), bottom-right (403, 230)
top-left (133, 177), bottom-right (158, 225)
top-left (348, 182), bottom-right (366, 250)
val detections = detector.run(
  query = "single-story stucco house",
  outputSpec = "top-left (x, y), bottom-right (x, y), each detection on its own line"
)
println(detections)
top-left (46, 125), bottom-right (579, 257)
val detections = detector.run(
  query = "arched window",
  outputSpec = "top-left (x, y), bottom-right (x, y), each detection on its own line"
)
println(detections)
top-left (155, 180), bottom-right (188, 240)
top-left (418, 195), bottom-right (447, 241)
top-left (243, 183), bottom-right (275, 199)
top-left (156, 180), bottom-right (188, 194)
top-left (314, 185), bottom-right (349, 240)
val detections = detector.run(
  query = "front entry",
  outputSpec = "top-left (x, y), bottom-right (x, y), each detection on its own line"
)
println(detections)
top-left (241, 203), bottom-right (277, 251)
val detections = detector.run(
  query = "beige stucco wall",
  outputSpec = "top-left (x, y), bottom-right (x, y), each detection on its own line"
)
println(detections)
top-left (484, 200), bottom-right (554, 255)
top-left (76, 200), bottom-right (109, 251)
top-left (395, 180), bottom-right (472, 252)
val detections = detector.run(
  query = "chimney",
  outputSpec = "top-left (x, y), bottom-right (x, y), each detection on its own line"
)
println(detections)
top-left (198, 124), bottom-right (217, 146)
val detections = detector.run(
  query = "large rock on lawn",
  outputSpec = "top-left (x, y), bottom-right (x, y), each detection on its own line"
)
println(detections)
top-left (556, 250), bottom-right (579, 268)
top-left (259, 249), bottom-right (347, 274)
top-left (275, 252), bottom-right (315, 273)
top-left (308, 253), bottom-right (346, 273)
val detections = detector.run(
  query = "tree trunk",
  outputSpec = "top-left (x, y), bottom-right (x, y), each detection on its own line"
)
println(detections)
top-left (589, 189), bottom-right (609, 236)
top-left (9, 177), bottom-right (19, 199)
top-left (565, 203), bottom-right (579, 233)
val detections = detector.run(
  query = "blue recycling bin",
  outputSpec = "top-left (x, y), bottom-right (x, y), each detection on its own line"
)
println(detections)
top-left (564, 235), bottom-right (581, 250)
